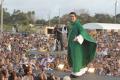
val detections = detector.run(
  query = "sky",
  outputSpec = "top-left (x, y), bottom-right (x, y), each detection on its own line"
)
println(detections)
top-left (3, 0), bottom-right (120, 20)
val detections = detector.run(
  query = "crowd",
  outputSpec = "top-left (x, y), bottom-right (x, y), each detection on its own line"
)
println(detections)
top-left (89, 30), bottom-right (120, 77)
top-left (0, 29), bottom-right (119, 80)
top-left (0, 32), bottom-right (70, 80)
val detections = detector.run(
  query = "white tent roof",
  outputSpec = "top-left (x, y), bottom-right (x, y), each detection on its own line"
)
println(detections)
top-left (83, 23), bottom-right (120, 29)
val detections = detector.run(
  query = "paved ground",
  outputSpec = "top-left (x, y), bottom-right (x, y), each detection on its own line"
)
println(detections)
top-left (33, 51), bottom-right (120, 80)
top-left (51, 51), bottom-right (120, 80)
top-left (70, 73), bottom-right (120, 80)
top-left (47, 70), bottom-right (120, 80)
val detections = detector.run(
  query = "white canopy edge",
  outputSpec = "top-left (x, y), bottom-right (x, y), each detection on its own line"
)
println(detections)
top-left (83, 23), bottom-right (120, 29)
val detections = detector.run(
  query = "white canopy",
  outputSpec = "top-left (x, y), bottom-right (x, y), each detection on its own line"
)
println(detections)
top-left (83, 23), bottom-right (120, 29)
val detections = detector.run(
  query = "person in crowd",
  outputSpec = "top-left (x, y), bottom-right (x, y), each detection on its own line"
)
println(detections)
top-left (22, 64), bottom-right (34, 80)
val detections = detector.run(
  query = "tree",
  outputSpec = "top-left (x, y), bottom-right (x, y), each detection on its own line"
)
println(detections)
top-left (11, 10), bottom-right (29, 25)
top-left (116, 14), bottom-right (120, 23)
top-left (79, 13), bottom-right (92, 24)
top-left (94, 14), bottom-right (113, 23)
top-left (35, 19), bottom-right (46, 25)
top-left (26, 11), bottom-right (35, 24)
top-left (60, 14), bottom-right (69, 24)
top-left (50, 16), bottom-right (59, 25)
top-left (0, 8), bottom-right (11, 25)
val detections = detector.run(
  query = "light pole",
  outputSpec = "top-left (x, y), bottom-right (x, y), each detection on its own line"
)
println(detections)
top-left (48, 11), bottom-right (51, 27)
top-left (115, 0), bottom-right (118, 23)
top-left (48, 14), bottom-right (51, 26)
top-left (1, 0), bottom-right (4, 34)
top-left (58, 8), bottom-right (60, 25)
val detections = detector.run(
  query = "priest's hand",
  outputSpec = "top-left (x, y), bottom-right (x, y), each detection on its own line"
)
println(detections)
top-left (73, 35), bottom-right (84, 44)
top-left (73, 37), bottom-right (78, 41)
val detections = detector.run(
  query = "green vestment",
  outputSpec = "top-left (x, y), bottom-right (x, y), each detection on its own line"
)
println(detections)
top-left (68, 20), bottom-right (97, 72)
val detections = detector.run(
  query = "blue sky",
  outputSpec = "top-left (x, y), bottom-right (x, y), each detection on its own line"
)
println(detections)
top-left (3, 0), bottom-right (120, 19)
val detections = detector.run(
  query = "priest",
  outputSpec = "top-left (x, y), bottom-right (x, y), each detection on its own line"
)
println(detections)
top-left (67, 12), bottom-right (97, 78)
